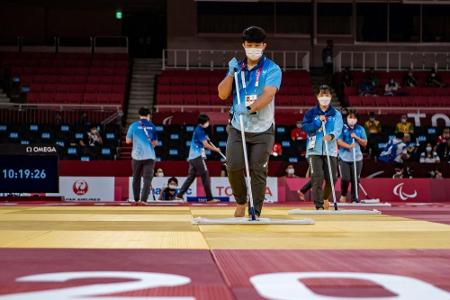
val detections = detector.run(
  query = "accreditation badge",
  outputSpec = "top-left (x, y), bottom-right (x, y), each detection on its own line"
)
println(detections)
top-left (245, 94), bottom-right (258, 107)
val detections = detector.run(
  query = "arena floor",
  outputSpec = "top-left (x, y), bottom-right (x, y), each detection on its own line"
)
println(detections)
top-left (0, 202), bottom-right (449, 299)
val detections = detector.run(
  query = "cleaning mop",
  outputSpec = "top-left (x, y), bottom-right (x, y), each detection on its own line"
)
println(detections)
top-left (288, 122), bottom-right (381, 216)
top-left (338, 139), bottom-right (389, 207)
top-left (193, 70), bottom-right (314, 225)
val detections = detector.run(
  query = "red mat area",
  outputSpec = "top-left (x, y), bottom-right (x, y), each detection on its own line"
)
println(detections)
top-left (0, 249), bottom-right (449, 299)
top-left (213, 249), bottom-right (450, 300)
top-left (378, 204), bottom-right (450, 225)
top-left (0, 249), bottom-right (233, 300)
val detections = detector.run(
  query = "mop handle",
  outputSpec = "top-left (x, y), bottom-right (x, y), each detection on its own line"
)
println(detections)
top-left (234, 71), bottom-right (257, 220)
top-left (322, 121), bottom-right (338, 210)
top-left (208, 140), bottom-right (227, 160)
top-left (351, 138), bottom-right (359, 201)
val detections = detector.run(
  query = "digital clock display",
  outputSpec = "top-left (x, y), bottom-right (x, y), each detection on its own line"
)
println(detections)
top-left (0, 147), bottom-right (59, 193)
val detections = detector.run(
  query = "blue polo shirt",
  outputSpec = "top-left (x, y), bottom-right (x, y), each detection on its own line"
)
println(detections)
top-left (338, 124), bottom-right (367, 162)
top-left (188, 125), bottom-right (208, 161)
top-left (126, 119), bottom-right (157, 160)
top-left (230, 55), bottom-right (282, 133)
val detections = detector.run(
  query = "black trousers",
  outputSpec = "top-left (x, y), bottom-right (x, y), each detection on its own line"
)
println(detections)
top-left (226, 125), bottom-right (274, 216)
top-left (132, 159), bottom-right (155, 202)
top-left (309, 155), bottom-right (338, 209)
top-left (339, 159), bottom-right (363, 202)
top-left (177, 156), bottom-right (213, 200)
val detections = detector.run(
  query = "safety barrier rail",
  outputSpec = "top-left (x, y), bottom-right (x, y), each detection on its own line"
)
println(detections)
top-left (162, 49), bottom-right (310, 71)
top-left (334, 51), bottom-right (450, 72)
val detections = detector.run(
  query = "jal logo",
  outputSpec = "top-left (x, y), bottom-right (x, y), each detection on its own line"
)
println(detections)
top-left (393, 182), bottom-right (417, 201)
top-left (73, 180), bottom-right (89, 195)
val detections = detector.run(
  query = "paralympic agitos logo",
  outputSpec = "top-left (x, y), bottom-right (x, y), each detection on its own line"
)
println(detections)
top-left (393, 182), bottom-right (417, 201)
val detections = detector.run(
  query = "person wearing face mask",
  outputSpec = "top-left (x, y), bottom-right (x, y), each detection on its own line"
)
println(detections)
top-left (302, 84), bottom-right (343, 210)
top-left (403, 70), bottom-right (417, 88)
top-left (337, 112), bottom-right (367, 203)
top-left (426, 70), bottom-right (445, 88)
top-left (176, 114), bottom-right (221, 203)
top-left (436, 128), bottom-right (450, 146)
top-left (126, 107), bottom-right (158, 203)
top-left (364, 112), bottom-right (382, 159)
top-left (420, 143), bottom-right (440, 164)
top-left (384, 77), bottom-right (400, 96)
top-left (285, 164), bottom-right (298, 178)
top-left (217, 26), bottom-right (282, 217)
top-left (155, 168), bottom-right (164, 177)
top-left (159, 177), bottom-right (179, 201)
top-left (291, 121), bottom-right (307, 156)
top-left (395, 115), bottom-right (414, 135)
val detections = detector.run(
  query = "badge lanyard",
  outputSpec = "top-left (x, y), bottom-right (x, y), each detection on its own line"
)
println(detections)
top-left (240, 58), bottom-right (265, 96)
top-left (140, 120), bottom-right (153, 144)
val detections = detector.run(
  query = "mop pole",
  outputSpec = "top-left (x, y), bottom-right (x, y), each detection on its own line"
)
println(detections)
top-left (234, 72), bottom-right (257, 220)
top-left (322, 122), bottom-right (338, 211)
top-left (352, 138), bottom-right (360, 202)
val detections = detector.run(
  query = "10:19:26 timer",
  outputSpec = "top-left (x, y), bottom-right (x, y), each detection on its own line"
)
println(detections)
top-left (2, 169), bottom-right (47, 179)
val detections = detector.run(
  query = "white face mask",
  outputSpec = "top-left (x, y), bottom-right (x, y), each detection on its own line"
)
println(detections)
top-left (347, 118), bottom-right (357, 126)
top-left (426, 147), bottom-right (432, 152)
top-left (202, 122), bottom-right (210, 128)
top-left (245, 47), bottom-right (263, 61)
top-left (169, 184), bottom-right (177, 189)
top-left (318, 96), bottom-right (331, 106)
top-left (287, 168), bottom-right (294, 175)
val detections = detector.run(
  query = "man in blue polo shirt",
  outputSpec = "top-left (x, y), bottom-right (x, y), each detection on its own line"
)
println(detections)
top-left (126, 107), bottom-right (158, 203)
top-left (217, 26), bottom-right (282, 217)
top-left (176, 114), bottom-right (221, 203)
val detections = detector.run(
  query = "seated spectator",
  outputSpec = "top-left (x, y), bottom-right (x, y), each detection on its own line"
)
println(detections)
top-left (395, 115), bottom-right (414, 134)
top-left (358, 79), bottom-right (376, 97)
top-left (159, 177), bottom-right (179, 201)
top-left (272, 142), bottom-right (282, 157)
top-left (79, 125), bottom-right (103, 158)
top-left (155, 168), bottom-right (164, 177)
top-left (384, 78), bottom-right (400, 96)
top-left (437, 138), bottom-right (450, 163)
top-left (437, 128), bottom-right (450, 146)
top-left (285, 164), bottom-right (298, 178)
top-left (365, 68), bottom-right (380, 88)
top-left (420, 143), bottom-right (440, 164)
top-left (341, 67), bottom-right (353, 87)
top-left (403, 70), bottom-right (417, 87)
top-left (291, 121), bottom-right (307, 156)
top-left (426, 70), bottom-right (445, 88)
top-left (392, 167), bottom-right (404, 179)
top-left (429, 168), bottom-right (443, 179)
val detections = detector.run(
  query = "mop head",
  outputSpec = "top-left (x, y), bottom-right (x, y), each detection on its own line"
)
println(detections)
top-left (360, 199), bottom-right (381, 204)
top-left (192, 217), bottom-right (315, 225)
top-left (338, 201), bottom-right (391, 207)
top-left (288, 208), bottom-right (381, 215)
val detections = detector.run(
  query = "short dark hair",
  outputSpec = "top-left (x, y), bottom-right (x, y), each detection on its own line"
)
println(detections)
top-left (318, 84), bottom-right (331, 94)
top-left (242, 26), bottom-right (266, 43)
top-left (347, 111), bottom-right (358, 119)
top-left (168, 177), bottom-right (178, 185)
top-left (198, 114), bottom-right (210, 125)
top-left (138, 107), bottom-right (151, 117)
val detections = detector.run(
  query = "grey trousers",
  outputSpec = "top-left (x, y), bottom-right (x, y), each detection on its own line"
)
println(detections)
top-left (226, 125), bottom-right (274, 216)
top-left (177, 156), bottom-right (213, 200)
top-left (339, 159), bottom-right (363, 201)
top-left (132, 159), bottom-right (155, 202)
top-left (309, 155), bottom-right (338, 209)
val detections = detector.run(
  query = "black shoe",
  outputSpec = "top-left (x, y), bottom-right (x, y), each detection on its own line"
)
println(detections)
top-left (316, 206), bottom-right (324, 210)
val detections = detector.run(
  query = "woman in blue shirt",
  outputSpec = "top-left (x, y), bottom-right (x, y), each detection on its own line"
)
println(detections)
top-left (337, 112), bottom-right (368, 203)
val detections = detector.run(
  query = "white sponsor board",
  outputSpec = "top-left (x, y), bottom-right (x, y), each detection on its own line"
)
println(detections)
top-left (211, 177), bottom-right (278, 202)
top-left (128, 177), bottom-right (197, 201)
top-left (47, 177), bottom-right (115, 201)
